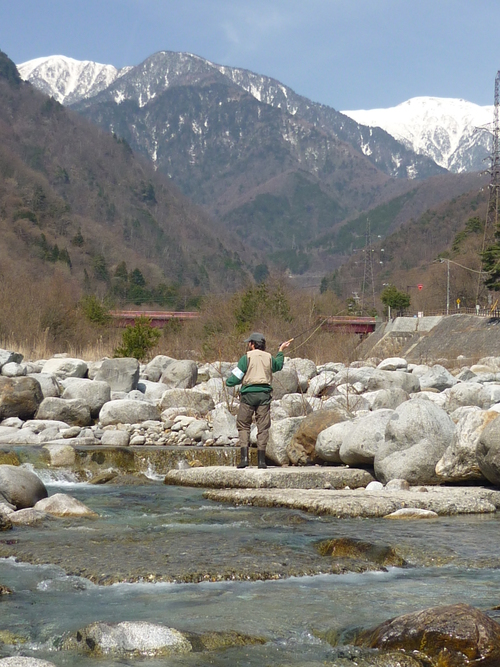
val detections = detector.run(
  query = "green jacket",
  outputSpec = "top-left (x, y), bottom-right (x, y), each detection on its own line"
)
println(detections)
top-left (226, 351), bottom-right (284, 394)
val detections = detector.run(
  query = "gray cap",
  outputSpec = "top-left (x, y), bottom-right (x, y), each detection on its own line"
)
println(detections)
top-left (244, 332), bottom-right (266, 344)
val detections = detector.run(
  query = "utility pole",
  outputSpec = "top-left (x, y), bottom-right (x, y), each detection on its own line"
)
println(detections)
top-left (360, 218), bottom-right (376, 312)
top-left (477, 70), bottom-right (500, 302)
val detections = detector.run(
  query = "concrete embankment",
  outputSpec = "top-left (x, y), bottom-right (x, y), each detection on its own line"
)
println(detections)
top-left (360, 314), bottom-right (500, 362)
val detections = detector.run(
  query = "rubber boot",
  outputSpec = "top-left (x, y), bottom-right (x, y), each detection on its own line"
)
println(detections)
top-left (258, 450), bottom-right (267, 469)
top-left (236, 447), bottom-right (249, 468)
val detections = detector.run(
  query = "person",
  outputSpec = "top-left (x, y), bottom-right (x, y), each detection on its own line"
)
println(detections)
top-left (226, 332), bottom-right (293, 469)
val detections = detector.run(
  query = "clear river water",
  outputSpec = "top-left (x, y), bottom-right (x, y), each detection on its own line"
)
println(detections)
top-left (1, 474), bottom-right (500, 666)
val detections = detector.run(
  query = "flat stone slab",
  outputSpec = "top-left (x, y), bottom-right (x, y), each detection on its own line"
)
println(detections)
top-left (164, 466), bottom-right (374, 490)
top-left (203, 486), bottom-right (500, 518)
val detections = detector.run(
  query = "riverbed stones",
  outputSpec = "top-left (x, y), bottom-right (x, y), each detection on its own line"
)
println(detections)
top-left (0, 376), bottom-right (43, 420)
top-left (43, 443), bottom-right (76, 467)
top-left (354, 603), bottom-right (500, 666)
top-left (99, 399), bottom-right (160, 426)
top-left (0, 465), bottom-right (48, 509)
top-left (101, 429), bottom-right (130, 446)
top-left (374, 400), bottom-right (455, 484)
top-left (35, 397), bottom-right (92, 427)
top-left (315, 420), bottom-right (355, 463)
top-left (94, 358), bottom-right (140, 392)
top-left (65, 621), bottom-right (192, 656)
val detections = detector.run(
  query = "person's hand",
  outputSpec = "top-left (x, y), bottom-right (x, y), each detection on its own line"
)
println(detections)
top-left (279, 338), bottom-right (294, 352)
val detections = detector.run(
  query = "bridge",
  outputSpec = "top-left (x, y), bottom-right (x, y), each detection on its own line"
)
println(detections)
top-left (110, 310), bottom-right (200, 327)
top-left (321, 316), bottom-right (377, 335)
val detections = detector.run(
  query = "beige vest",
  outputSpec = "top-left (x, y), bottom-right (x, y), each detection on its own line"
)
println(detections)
top-left (242, 349), bottom-right (273, 386)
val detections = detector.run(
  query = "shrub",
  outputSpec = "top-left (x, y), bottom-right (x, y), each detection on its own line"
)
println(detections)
top-left (114, 316), bottom-right (160, 361)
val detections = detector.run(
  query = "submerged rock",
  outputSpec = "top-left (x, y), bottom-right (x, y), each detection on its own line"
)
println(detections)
top-left (64, 621), bottom-right (192, 656)
top-left (314, 537), bottom-right (405, 568)
top-left (355, 603), bottom-right (500, 666)
top-left (35, 493), bottom-right (98, 517)
top-left (0, 659), bottom-right (58, 666)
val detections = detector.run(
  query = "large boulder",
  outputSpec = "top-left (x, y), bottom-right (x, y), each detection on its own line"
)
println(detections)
top-left (306, 371), bottom-right (337, 397)
top-left (436, 407), bottom-right (498, 482)
top-left (143, 355), bottom-right (175, 382)
top-left (266, 417), bottom-right (304, 466)
top-left (194, 378), bottom-right (228, 405)
top-left (362, 388), bottom-right (409, 411)
top-left (418, 364), bottom-right (458, 392)
top-left (27, 373), bottom-right (61, 398)
top-left (99, 400), bottom-right (160, 426)
top-left (61, 378), bottom-right (111, 417)
top-left (41, 357), bottom-right (88, 379)
top-left (444, 382), bottom-right (490, 412)
top-left (137, 380), bottom-right (168, 402)
top-left (376, 357), bottom-right (408, 371)
top-left (210, 406), bottom-right (238, 440)
top-left (315, 420), bottom-right (355, 464)
top-left (0, 464), bottom-right (48, 509)
top-left (334, 367), bottom-right (420, 394)
top-left (0, 349), bottom-right (23, 370)
top-left (159, 389), bottom-right (214, 415)
top-left (355, 603), bottom-right (500, 666)
top-left (280, 393), bottom-right (313, 417)
top-left (35, 397), bottom-right (92, 427)
top-left (35, 493), bottom-right (98, 517)
top-left (339, 409), bottom-right (394, 466)
top-left (285, 358), bottom-right (317, 392)
top-left (287, 409), bottom-right (348, 465)
top-left (476, 413), bottom-right (500, 485)
top-left (374, 400), bottom-right (455, 484)
top-left (94, 358), bottom-right (140, 392)
top-left (1, 362), bottom-right (26, 377)
top-left (0, 376), bottom-right (43, 420)
top-left (271, 367), bottom-right (299, 399)
top-left (160, 360), bottom-right (197, 389)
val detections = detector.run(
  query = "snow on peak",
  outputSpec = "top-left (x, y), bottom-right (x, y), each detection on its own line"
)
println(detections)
top-left (17, 55), bottom-right (128, 105)
top-left (342, 97), bottom-right (494, 172)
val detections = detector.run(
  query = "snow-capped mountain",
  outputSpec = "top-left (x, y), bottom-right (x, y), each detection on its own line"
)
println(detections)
top-left (342, 97), bottom-right (493, 173)
top-left (17, 55), bottom-right (131, 106)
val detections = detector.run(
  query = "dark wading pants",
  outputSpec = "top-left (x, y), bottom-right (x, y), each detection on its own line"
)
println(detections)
top-left (236, 392), bottom-right (271, 452)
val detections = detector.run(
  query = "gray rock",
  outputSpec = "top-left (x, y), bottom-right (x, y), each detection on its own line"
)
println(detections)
top-left (456, 368), bottom-right (477, 382)
top-left (0, 427), bottom-right (41, 445)
top-left (0, 464), bottom-right (48, 509)
top-left (194, 378), bottom-right (228, 405)
top-left (211, 406), bottom-right (238, 440)
top-left (385, 478), bottom-right (410, 490)
top-left (94, 358), bottom-right (140, 392)
top-left (42, 444), bottom-right (76, 467)
top-left (137, 380), bottom-right (168, 402)
top-left (61, 378), bottom-right (111, 417)
top-left (35, 397), bottom-right (92, 427)
top-left (284, 358), bottom-right (317, 392)
top-left (101, 429), bottom-right (130, 446)
top-left (280, 393), bottom-right (313, 417)
top-left (42, 357), bottom-right (88, 379)
top-left (35, 493), bottom-right (97, 517)
top-left (306, 371), bottom-right (337, 397)
top-left (27, 373), bottom-right (61, 398)
top-left (362, 388), bottom-right (409, 411)
top-left (418, 364), bottom-right (458, 392)
top-left (436, 407), bottom-right (495, 482)
top-left (266, 417), bottom-right (304, 466)
top-left (160, 360), bottom-right (198, 389)
top-left (443, 382), bottom-right (490, 412)
top-left (184, 419), bottom-right (209, 441)
top-left (1, 417), bottom-right (23, 428)
top-left (374, 400), bottom-right (455, 484)
top-left (271, 367), bottom-right (299, 399)
top-left (144, 355), bottom-right (175, 382)
top-left (315, 420), bottom-right (355, 463)
top-left (0, 376), bottom-right (43, 420)
top-left (340, 409), bottom-right (394, 466)
top-left (476, 413), bottom-right (500, 485)
top-left (127, 389), bottom-right (148, 401)
top-left (61, 426), bottom-right (82, 438)
top-left (377, 357), bottom-right (408, 371)
top-left (334, 367), bottom-right (420, 394)
top-left (99, 400), bottom-right (160, 426)
top-left (23, 419), bottom-right (69, 432)
top-left (65, 621), bottom-right (191, 656)
top-left (0, 349), bottom-right (23, 370)
top-left (366, 480), bottom-right (384, 490)
top-left (1, 362), bottom-right (26, 377)
top-left (9, 508), bottom-right (48, 525)
top-left (197, 361), bottom-right (233, 382)
top-left (159, 389), bottom-right (214, 414)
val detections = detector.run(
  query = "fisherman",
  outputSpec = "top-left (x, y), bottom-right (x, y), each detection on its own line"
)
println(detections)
top-left (226, 333), bottom-right (293, 469)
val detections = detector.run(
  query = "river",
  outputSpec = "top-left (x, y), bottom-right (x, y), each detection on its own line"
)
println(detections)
top-left (1, 476), bottom-right (500, 665)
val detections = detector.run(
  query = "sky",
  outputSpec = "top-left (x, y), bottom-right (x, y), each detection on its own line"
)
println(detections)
top-left (2, 0), bottom-right (500, 110)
